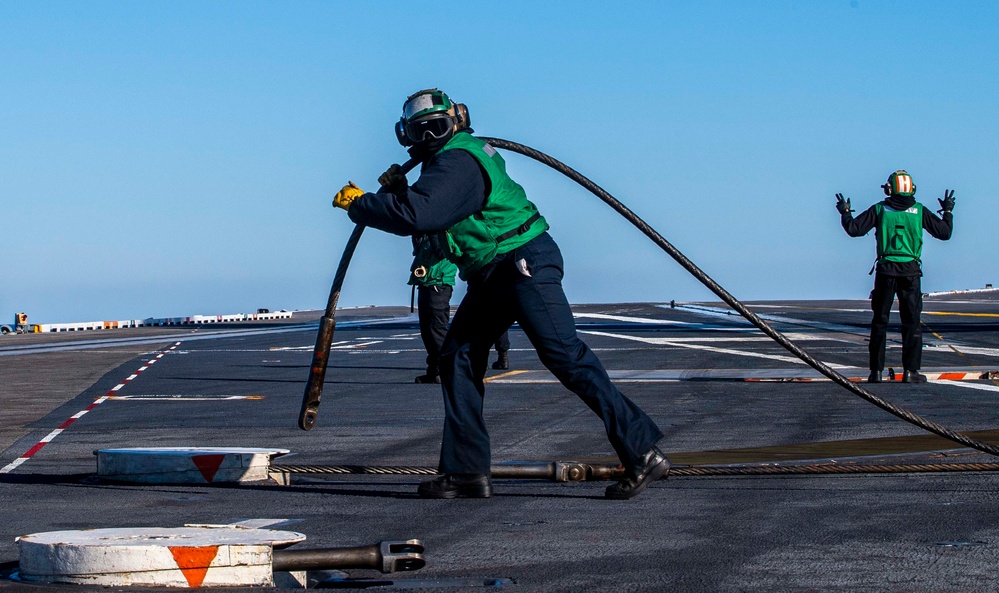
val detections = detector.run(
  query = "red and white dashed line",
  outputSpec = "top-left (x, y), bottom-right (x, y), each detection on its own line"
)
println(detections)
top-left (745, 371), bottom-right (999, 383)
top-left (0, 342), bottom-right (181, 474)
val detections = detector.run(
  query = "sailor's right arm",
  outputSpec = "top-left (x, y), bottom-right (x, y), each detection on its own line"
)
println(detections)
top-left (841, 204), bottom-right (877, 237)
top-left (347, 150), bottom-right (486, 236)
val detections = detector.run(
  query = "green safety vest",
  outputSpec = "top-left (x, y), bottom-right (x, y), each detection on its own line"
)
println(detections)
top-left (408, 254), bottom-right (457, 287)
top-left (436, 133), bottom-right (549, 278)
top-left (875, 202), bottom-right (923, 263)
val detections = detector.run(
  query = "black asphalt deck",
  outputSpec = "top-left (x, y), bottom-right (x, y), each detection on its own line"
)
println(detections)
top-left (2, 294), bottom-right (999, 592)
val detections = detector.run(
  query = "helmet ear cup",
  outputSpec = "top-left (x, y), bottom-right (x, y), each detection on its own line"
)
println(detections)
top-left (453, 103), bottom-right (469, 132)
top-left (882, 182), bottom-right (891, 196)
top-left (396, 118), bottom-right (412, 147)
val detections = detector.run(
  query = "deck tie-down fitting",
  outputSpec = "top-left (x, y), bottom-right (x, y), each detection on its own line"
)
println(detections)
top-left (271, 462), bottom-right (622, 483)
top-left (272, 540), bottom-right (425, 574)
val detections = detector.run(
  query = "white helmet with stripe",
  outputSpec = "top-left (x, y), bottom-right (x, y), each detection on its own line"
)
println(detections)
top-left (882, 170), bottom-right (916, 197)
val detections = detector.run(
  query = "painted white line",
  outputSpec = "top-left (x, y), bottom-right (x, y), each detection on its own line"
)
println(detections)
top-left (108, 395), bottom-right (265, 401)
top-left (935, 346), bottom-right (999, 359)
top-left (574, 311), bottom-right (755, 332)
top-left (674, 304), bottom-right (870, 337)
top-left (268, 339), bottom-right (387, 352)
top-left (584, 334), bottom-right (830, 343)
top-left (750, 304), bottom-right (873, 313)
top-left (574, 312), bottom-right (691, 325)
top-left (272, 341), bottom-right (351, 351)
top-left (937, 380), bottom-right (999, 393)
top-left (564, 311), bottom-right (853, 344)
top-left (39, 429), bottom-right (64, 443)
top-left (0, 458), bottom-right (28, 473)
top-left (334, 341), bottom-right (383, 349)
top-left (579, 330), bottom-right (852, 369)
top-left (0, 343), bottom-right (179, 475)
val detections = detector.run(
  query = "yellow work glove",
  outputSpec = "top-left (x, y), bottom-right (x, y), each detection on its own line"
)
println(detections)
top-left (333, 181), bottom-right (364, 211)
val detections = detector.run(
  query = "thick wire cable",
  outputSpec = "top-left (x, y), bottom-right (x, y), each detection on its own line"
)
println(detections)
top-left (271, 463), bottom-right (999, 478)
top-left (479, 136), bottom-right (999, 458)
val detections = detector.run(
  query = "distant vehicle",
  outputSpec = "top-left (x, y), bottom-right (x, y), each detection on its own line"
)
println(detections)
top-left (257, 308), bottom-right (270, 314)
top-left (1, 312), bottom-right (30, 335)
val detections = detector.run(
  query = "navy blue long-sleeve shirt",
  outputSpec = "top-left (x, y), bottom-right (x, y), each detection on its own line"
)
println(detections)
top-left (840, 198), bottom-right (953, 276)
top-left (348, 139), bottom-right (487, 236)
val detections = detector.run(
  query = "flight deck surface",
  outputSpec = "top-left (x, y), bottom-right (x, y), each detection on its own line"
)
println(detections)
top-left (2, 294), bottom-right (999, 592)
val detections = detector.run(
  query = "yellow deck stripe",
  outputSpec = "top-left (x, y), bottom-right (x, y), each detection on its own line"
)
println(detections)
top-left (484, 370), bottom-right (530, 383)
top-left (924, 311), bottom-right (999, 318)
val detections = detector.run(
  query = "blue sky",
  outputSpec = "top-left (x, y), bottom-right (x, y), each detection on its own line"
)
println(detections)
top-left (2, 1), bottom-right (996, 323)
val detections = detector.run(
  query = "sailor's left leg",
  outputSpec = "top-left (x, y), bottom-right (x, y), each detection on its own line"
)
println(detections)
top-left (897, 275), bottom-right (925, 382)
top-left (508, 234), bottom-right (664, 471)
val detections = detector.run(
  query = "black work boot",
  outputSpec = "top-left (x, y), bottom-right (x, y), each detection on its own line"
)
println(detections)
top-left (491, 351), bottom-right (509, 370)
top-left (605, 446), bottom-right (670, 500)
top-left (902, 370), bottom-right (928, 383)
top-left (417, 474), bottom-right (492, 499)
top-left (868, 370), bottom-right (882, 383)
top-left (415, 368), bottom-right (440, 384)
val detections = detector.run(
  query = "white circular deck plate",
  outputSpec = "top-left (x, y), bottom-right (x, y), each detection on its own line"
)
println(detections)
top-left (96, 447), bottom-right (290, 484)
top-left (18, 526), bottom-right (305, 587)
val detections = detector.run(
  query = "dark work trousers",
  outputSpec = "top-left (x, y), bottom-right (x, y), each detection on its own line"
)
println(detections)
top-left (417, 284), bottom-right (453, 376)
top-left (869, 272), bottom-right (922, 372)
top-left (437, 232), bottom-right (664, 475)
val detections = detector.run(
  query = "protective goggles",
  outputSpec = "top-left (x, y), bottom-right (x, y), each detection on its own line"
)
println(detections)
top-left (402, 114), bottom-right (455, 144)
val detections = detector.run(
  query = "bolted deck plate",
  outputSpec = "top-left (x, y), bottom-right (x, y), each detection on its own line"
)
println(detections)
top-left (96, 447), bottom-right (290, 484)
top-left (18, 526), bottom-right (306, 587)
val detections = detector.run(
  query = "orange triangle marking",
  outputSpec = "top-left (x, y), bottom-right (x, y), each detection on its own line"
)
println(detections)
top-left (169, 546), bottom-right (219, 588)
top-left (191, 454), bottom-right (227, 483)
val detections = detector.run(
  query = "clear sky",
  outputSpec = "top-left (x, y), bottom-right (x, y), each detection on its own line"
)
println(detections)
top-left (2, 1), bottom-right (996, 324)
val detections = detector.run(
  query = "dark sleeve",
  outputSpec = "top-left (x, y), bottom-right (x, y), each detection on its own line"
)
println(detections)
top-left (347, 150), bottom-right (487, 236)
top-left (923, 208), bottom-right (953, 240)
top-left (842, 204), bottom-right (877, 237)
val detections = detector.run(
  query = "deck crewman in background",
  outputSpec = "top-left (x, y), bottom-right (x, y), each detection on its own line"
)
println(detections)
top-left (334, 88), bottom-right (667, 500)
top-left (407, 237), bottom-right (458, 384)
top-left (405, 236), bottom-right (513, 384)
top-left (491, 332), bottom-right (510, 370)
top-left (836, 170), bottom-right (954, 384)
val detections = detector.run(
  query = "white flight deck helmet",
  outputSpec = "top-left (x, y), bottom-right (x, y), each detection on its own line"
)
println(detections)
top-left (394, 88), bottom-right (469, 147)
top-left (882, 169), bottom-right (916, 197)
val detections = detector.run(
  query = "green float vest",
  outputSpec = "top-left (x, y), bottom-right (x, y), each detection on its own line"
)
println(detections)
top-left (436, 133), bottom-right (549, 277)
top-left (875, 202), bottom-right (923, 263)
top-left (408, 256), bottom-right (457, 287)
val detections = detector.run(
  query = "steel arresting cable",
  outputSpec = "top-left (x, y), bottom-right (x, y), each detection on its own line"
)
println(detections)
top-left (475, 137), bottom-right (999, 459)
top-left (303, 137), bottom-right (999, 460)
top-left (670, 463), bottom-right (999, 476)
top-left (271, 462), bottom-right (999, 478)
top-left (275, 465), bottom-right (440, 476)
